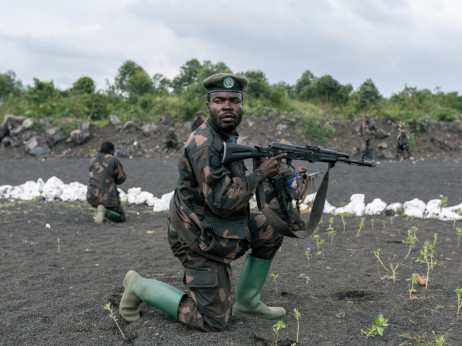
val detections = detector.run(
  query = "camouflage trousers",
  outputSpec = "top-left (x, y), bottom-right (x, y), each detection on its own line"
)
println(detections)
top-left (168, 211), bottom-right (283, 332)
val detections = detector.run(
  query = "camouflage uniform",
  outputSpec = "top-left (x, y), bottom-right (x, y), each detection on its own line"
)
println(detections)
top-left (165, 131), bottom-right (178, 150)
top-left (396, 132), bottom-right (410, 159)
top-left (263, 164), bottom-right (308, 231)
top-left (168, 118), bottom-right (283, 331)
top-left (359, 119), bottom-right (377, 157)
top-left (86, 153), bottom-right (126, 221)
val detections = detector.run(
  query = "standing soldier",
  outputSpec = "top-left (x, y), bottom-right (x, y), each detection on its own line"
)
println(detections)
top-left (86, 141), bottom-right (126, 224)
top-left (119, 73), bottom-right (286, 332)
top-left (396, 129), bottom-right (410, 160)
top-left (358, 115), bottom-right (377, 159)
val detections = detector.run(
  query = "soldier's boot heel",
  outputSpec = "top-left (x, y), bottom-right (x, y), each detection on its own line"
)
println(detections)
top-left (95, 205), bottom-right (106, 224)
top-left (120, 270), bottom-right (186, 322)
top-left (232, 255), bottom-right (286, 319)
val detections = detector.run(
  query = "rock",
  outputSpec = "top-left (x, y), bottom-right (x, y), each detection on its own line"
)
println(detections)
top-left (1, 114), bottom-right (25, 127)
top-left (159, 114), bottom-right (174, 126)
top-left (121, 121), bottom-right (139, 133)
top-left (0, 126), bottom-right (8, 140)
top-left (108, 114), bottom-right (122, 126)
top-left (9, 125), bottom-right (25, 136)
top-left (67, 122), bottom-right (93, 144)
top-left (22, 118), bottom-right (35, 129)
top-left (2, 136), bottom-right (14, 147)
top-left (377, 142), bottom-right (388, 150)
top-left (115, 146), bottom-right (129, 157)
top-left (375, 128), bottom-right (390, 139)
top-left (24, 136), bottom-right (51, 157)
top-left (140, 122), bottom-right (158, 136)
top-left (276, 124), bottom-right (288, 131)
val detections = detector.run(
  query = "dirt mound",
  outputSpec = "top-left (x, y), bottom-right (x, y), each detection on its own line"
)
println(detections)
top-left (1, 114), bottom-right (461, 162)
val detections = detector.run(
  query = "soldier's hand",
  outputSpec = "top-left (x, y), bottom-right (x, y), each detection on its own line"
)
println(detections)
top-left (297, 166), bottom-right (307, 175)
top-left (257, 153), bottom-right (287, 178)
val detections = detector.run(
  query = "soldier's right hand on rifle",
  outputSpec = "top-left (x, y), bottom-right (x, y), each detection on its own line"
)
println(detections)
top-left (256, 153), bottom-right (287, 178)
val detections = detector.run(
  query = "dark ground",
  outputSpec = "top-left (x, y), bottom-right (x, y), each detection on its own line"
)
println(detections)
top-left (1, 158), bottom-right (462, 345)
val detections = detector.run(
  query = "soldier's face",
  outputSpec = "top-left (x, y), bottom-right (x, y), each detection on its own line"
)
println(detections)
top-left (207, 91), bottom-right (243, 133)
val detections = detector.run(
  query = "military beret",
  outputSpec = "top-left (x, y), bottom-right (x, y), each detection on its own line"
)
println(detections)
top-left (202, 73), bottom-right (249, 93)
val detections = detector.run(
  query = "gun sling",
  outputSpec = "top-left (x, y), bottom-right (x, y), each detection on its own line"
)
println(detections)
top-left (254, 158), bottom-right (331, 239)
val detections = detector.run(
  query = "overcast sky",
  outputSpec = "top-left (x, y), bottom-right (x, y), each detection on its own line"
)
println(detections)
top-left (1, 0), bottom-right (461, 97)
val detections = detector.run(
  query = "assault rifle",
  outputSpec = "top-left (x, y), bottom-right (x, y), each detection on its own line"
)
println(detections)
top-left (221, 142), bottom-right (374, 239)
top-left (222, 141), bottom-right (375, 167)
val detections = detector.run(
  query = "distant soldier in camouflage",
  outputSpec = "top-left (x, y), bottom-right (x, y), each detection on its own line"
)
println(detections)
top-left (86, 141), bottom-right (126, 224)
top-left (396, 129), bottom-right (410, 160)
top-left (264, 160), bottom-right (309, 231)
top-left (190, 111), bottom-right (204, 131)
top-left (120, 73), bottom-right (287, 332)
top-left (165, 128), bottom-right (178, 150)
top-left (358, 115), bottom-right (377, 159)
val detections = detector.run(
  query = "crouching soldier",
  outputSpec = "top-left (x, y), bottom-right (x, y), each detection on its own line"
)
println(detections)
top-left (86, 141), bottom-right (126, 224)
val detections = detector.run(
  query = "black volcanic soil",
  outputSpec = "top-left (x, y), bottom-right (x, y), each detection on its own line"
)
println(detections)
top-left (1, 155), bottom-right (462, 345)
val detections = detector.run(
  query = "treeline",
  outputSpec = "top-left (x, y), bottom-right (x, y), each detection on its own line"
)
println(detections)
top-left (1, 58), bottom-right (462, 134)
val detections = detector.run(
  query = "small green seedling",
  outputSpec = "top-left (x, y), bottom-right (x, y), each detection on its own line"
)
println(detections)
top-left (439, 194), bottom-right (448, 209)
top-left (456, 227), bottom-right (462, 248)
top-left (390, 215), bottom-right (394, 225)
top-left (270, 273), bottom-right (279, 294)
top-left (273, 320), bottom-right (286, 346)
top-left (356, 217), bottom-right (365, 237)
top-left (371, 218), bottom-right (375, 232)
top-left (341, 214), bottom-right (346, 232)
top-left (404, 227), bottom-right (418, 259)
top-left (416, 234), bottom-right (437, 288)
top-left (409, 273), bottom-right (418, 300)
top-left (104, 303), bottom-right (126, 340)
top-left (455, 288), bottom-right (462, 318)
top-left (305, 248), bottom-right (311, 266)
top-left (314, 235), bottom-right (323, 257)
top-left (327, 226), bottom-right (337, 244)
top-left (382, 219), bottom-right (386, 231)
top-left (293, 308), bottom-right (301, 344)
top-left (361, 314), bottom-right (389, 338)
top-left (389, 262), bottom-right (402, 283)
top-left (374, 248), bottom-right (390, 274)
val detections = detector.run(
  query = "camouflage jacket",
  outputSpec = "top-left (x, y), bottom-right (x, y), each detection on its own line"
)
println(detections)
top-left (86, 153), bottom-right (126, 207)
top-left (359, 121), bottom-right (377, 140)
top-left (263, 164), bottom-right (307, 215)
top-left (396, 134), bottom-right (410, 148)
top-left (169, 118), bottom-right (265, 264)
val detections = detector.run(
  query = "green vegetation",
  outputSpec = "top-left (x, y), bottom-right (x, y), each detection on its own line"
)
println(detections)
top-left (2, 59), bottom-right (462, 145)
top-left (361, 314), bottom-right (389, 338)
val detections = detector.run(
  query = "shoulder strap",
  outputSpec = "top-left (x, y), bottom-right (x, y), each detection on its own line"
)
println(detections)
top-left (254, 160), bottom-right (332, 238)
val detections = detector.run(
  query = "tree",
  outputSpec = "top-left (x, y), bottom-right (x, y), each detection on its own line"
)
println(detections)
top-left (311, 75), bottom-right (351, 106)
top-left (71, 76), bottom-right (95, 94)
top-left (25, 78), bottom-right (57, 105)
top-left (127, 69), bottom-right (154, 98)
top-left (171, 58), bottom-right (202, 95)
top-left (358, 79), bottom-right (381, 110)
top-left (295, 70), bottom-right (316, 101)
top-left (240, 70), bottom-right (271, 100)
top-left (0, 70), bottom-right (22, 100)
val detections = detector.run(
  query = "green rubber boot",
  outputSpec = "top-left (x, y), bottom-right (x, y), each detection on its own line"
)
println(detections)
top-left (232, 255), bottom-right (286, 319)
top-left (105, 209), bottom-right (121, 222)
top-left (120, 270), bottom-right (186, 322)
